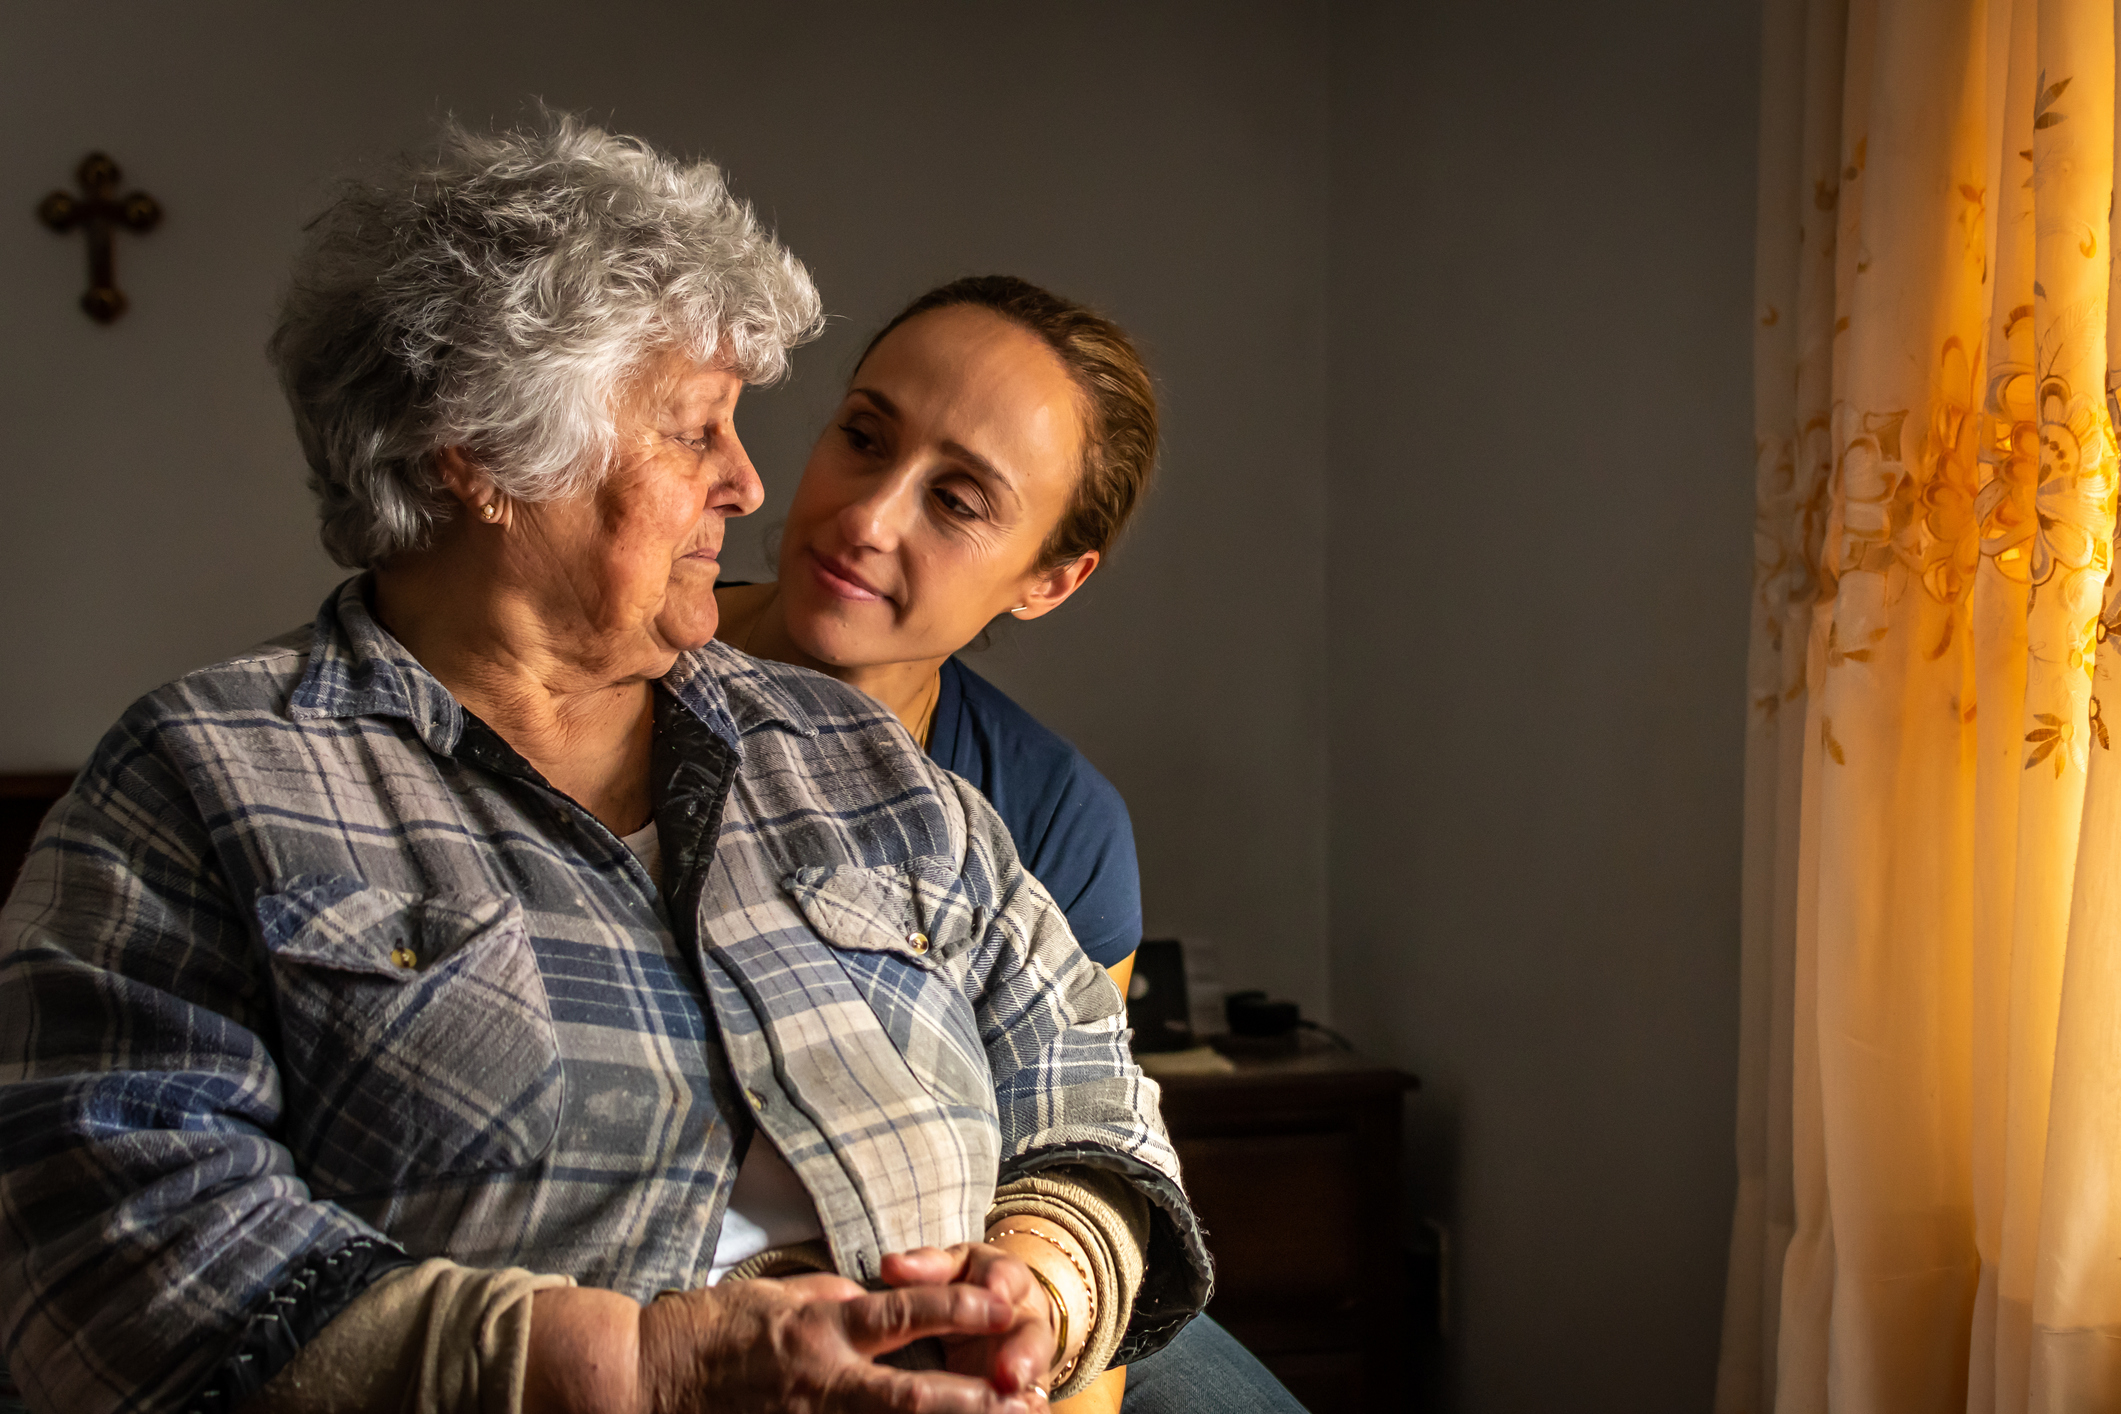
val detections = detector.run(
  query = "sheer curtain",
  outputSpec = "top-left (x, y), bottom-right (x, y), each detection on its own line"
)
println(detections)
top-left (1721, 0), bottom-right (2121, 1410)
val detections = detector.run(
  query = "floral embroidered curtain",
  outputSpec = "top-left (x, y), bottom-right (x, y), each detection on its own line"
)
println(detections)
top-left (1722, 0), bottom-right (2121, 1410)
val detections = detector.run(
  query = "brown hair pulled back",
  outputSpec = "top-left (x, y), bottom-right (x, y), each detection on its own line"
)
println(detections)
top-left (858, 275), bottom-right (1157, 571)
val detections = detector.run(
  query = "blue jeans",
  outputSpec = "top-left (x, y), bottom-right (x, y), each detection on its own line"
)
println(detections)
top-left (1122, 1315), bottom-right (1310, 1414)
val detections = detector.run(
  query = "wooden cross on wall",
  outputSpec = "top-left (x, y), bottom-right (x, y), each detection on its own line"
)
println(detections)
top-left (38, 153), bottom-right (162, 324)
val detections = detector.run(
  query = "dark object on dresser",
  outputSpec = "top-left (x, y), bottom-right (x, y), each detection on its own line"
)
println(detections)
top-left (1156, 1040), bottom-right (1420, 1414)
top-left (0, 774), bottom-right (73, 894)
top-left (1224, 988), bottom-right (1303, 1039)
top-left (1127, 937), bottom-right (1196, 1051)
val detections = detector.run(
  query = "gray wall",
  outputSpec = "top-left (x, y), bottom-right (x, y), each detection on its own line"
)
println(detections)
top-left (0, 0), bottom-right (1332, 1018)
top-left (1327, 1), bottom-right (1758, 1409)
top-left (2, 2), bottom-right (1759, 1409)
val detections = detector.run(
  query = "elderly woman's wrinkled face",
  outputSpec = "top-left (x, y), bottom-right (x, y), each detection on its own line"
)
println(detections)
top-left (514, 353), bottom-right (760, 667)
top-left (777, 306), bottom-right (1086, 669)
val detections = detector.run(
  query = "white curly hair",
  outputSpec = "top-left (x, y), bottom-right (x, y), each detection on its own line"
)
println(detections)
top-left (270, 110), bottom-right (823, 568)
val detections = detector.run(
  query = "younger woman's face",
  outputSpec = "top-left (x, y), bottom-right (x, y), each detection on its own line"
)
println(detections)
top-left (776, 305), bottom-right (1093, 669)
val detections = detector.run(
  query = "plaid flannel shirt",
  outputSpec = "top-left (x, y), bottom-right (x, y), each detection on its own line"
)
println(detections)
top-left (0, 578), bottom-right (1208, 1414)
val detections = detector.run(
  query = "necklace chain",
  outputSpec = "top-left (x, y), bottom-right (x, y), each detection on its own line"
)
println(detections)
top-left (911, 669), bottom-right (941, 750)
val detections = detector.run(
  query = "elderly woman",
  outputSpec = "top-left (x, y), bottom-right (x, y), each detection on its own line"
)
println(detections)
top-left (0, 116), bottom-right (1206, 1414)
top-left (717, 281), bottom-right (1305, 1414)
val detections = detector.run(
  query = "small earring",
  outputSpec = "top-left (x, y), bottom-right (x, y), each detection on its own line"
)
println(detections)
top-left (1009, 604), bottom-right (1028, 615)
top-left (479, 500), bottom-right (502, 523)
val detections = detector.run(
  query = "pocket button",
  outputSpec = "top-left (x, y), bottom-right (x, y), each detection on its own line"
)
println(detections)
top-left (391, 947), bottom-right (419, 970)
top-left (908, 932), bottom-right (930, 954)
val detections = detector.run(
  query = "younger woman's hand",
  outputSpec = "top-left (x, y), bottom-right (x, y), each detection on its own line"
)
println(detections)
top-left (880, 1245), bottom-right (1061, 1398)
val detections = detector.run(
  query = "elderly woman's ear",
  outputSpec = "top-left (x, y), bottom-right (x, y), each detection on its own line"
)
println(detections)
top-left (432, 447), bottom-right (507, 527)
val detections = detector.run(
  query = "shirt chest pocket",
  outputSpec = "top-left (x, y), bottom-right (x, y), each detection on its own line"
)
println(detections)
top-left (781, 858), bottom-right (990, 1103)
top-left (255, 876), bottom-right (563, 1198)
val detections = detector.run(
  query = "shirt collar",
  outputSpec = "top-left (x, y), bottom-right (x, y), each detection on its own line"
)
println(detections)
top-left (674, 639), bottom-right (820, 741)
top-left (286, 576), bottom-right (811, 755)
top-left (286, 576), bottom-right (469, 754)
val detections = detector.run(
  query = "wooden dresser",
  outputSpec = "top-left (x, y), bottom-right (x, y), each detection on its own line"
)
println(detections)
top-left (1153, 1041), bottom-right (1419, 1413)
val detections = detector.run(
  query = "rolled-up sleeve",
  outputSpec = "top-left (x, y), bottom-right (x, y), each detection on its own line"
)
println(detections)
top-left (0, 716), bottom-right (396, 1414)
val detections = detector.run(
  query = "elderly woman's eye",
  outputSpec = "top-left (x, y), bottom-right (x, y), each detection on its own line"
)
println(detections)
top-left (672, 431), bottom-right (710, 453)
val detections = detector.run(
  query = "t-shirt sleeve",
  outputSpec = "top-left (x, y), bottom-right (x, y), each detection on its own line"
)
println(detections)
top-left (1027, 763), bottom-right (1143, 970)
top-left (928, 658), bottom-right (1143, 971)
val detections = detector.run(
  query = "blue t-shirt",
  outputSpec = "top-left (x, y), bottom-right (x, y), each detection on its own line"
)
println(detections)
top-left (927, 658), bottom-right (1142, 968)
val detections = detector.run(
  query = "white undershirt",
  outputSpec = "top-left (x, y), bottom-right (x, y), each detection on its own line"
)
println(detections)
top-left (618, 818), bottom-right (664, 890)
top-left (707, 1137), bottom-right (826, 1283)
top-left (619, 821), bottom-right (827, 1283)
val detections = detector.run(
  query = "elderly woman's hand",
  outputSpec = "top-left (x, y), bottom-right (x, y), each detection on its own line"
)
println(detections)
top-left (524, 1274), bottom-right (1044, 1414)
top-left (880, 1239), bottom-right (1085, 1400)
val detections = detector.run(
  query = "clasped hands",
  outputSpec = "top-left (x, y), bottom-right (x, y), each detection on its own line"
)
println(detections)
top-left (525, 1234), bottom-right (1090, 1414)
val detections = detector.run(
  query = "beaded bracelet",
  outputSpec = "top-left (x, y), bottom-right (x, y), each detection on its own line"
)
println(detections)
top-left (987, 1226), bottom-right (1096, 1383)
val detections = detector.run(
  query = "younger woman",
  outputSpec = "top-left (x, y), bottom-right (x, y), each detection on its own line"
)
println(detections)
top-left (718, 276), bottom-right (1306, 1414)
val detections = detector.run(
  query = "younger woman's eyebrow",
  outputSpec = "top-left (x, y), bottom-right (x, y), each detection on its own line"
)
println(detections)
top-left (849, 386), bottom-right (1024, 510)
top-left (849, 386), bottom-right (901, 419)
top-left (943, 441), bottom-right (1021, 511)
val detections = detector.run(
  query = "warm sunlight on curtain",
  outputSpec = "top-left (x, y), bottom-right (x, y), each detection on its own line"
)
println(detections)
top-left (1721, 0), bottom-right (2121, 1410)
